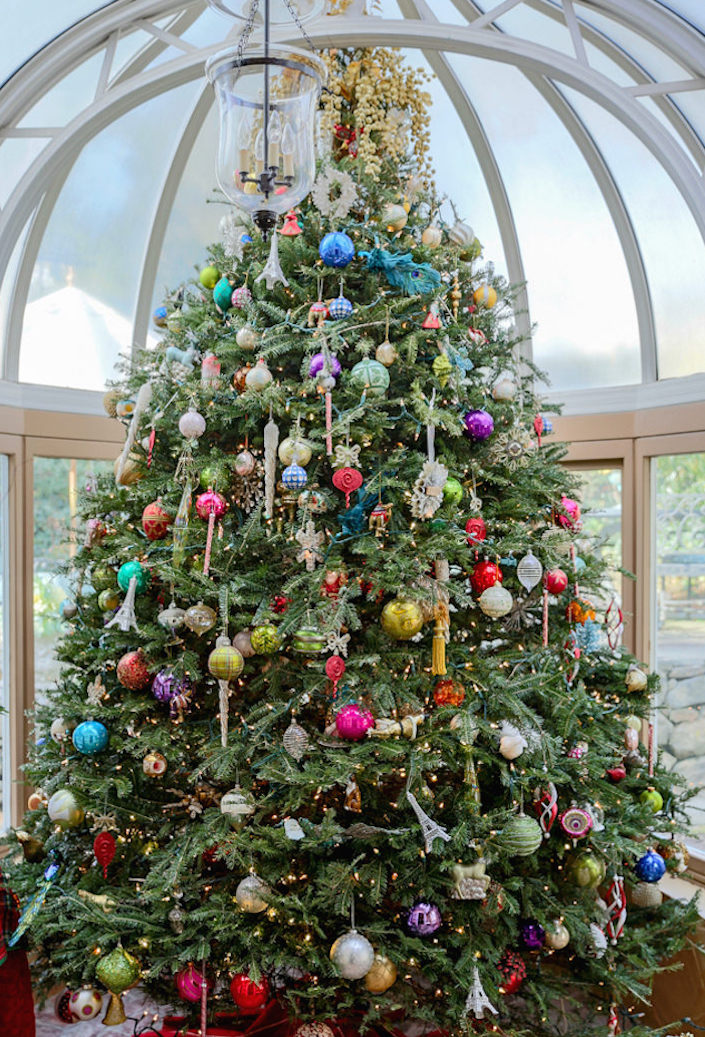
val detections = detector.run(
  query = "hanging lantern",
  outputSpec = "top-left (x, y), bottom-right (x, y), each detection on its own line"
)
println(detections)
top-left (206, 15), bottom-right (327, 237)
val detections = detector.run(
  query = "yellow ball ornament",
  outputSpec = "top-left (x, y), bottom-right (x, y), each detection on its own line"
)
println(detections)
top-left (382, 203), bottom-right (408, 232)
top-left (473, 284), bottom-right (497, 308)
top-left (278, 437), bottom-right (312, 466)
top-left (375, 341), bottom-right (397, 367)
top-left (47, 788), bottom-right (84, 829)
top-left (380, 598), bottom-right (424, 640)
top-left (208, 635), bottom-right (245, 680)
top-left (364, 954), bottom-right (397, 993)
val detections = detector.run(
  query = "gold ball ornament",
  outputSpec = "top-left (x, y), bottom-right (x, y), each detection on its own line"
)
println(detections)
top-left (278, 436), bottom-right (312, 466)
top-left (142, 751), bottom-right (167, 777)
top-left (544, 920), bottom-right (570, 950)
top-left (380, 598), bottom-right (424, 640)
top-left (375, 341), bottom-right (397, 367)
top-left (473, 284), bottom-right (497, 308)
top-left (382, 203), bottom-right (408, 232)
top-left (47, 788), bottom-right (84, 829)
top-left (421, 225), bottom-right (443, 249)
top-left (235, 874), bottom-right (271, 913)
top-left (625, 665), bottom-right (648, 692)
top-left (478, 584), bottom-right (513, 618)
top-left (364, 953), bottom-right (397, 993)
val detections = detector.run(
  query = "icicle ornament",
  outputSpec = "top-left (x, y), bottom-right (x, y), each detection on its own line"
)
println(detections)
top-left (263, 412), bottom-right (279, 519)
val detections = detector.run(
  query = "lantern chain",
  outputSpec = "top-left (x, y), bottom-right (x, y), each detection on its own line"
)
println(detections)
top-left (235, 0), bottom-right (262, 64)
top-left (282, 0), bottom-right (317, 51)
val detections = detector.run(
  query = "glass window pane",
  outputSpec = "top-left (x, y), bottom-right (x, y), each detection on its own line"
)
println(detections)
top-left (652, 453), bottom-right (705, 850)
top-left (0, 139), bottom-right (47, 208)
top-left (33, 458), bottom-right (114, 701)
top-left (17, 53), bottom-right (103, 129)
top-left (0, 1), bottom-right (111, 85)
top-left (569, 466), bottom-right (623, 608)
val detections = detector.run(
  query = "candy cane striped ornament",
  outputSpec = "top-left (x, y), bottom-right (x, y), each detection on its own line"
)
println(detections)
top-left (533, 783), bottom-right (558, 838)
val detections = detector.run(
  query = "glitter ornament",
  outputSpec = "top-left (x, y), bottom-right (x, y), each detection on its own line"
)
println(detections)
top-left (199, 266), bottom-right (220, 289)
top-left (433, 678), bottom-right (465, 707)
top-left (406, 901), bottom-right (442, 936)
top-left (282, 463), bottom-right (308, 490)
top-left (631, 881), bottom-right (663, 908)
top-left (635, 849), bottom-right (666, 883)
top-left (364, 954), bottom-right (397, 993)
top-left (279, 436), bottom-right (313, 465)
top-left (230, 973), bottom-right (270, 1013)
top-left (236, 325), bottom-right (259, 350)
top-left (68, 988), bottom-right (103, 1022)
top-left (208, 637), bottom-right (244, 680)
top-left (142, 750), bottom-right (167, 777)
top-left (349, 358), bottom-right (390, 396)
top-left (175, 964), bottom-right (213, 1003)
top-left (330, 930), bottom-right (375, 979)
top-left (117, 560), bottom-right (150, 594)
top-left (559, 806), bottom-right (593, 839)
top-left (520, 920), bottom-right (546, 950)
top-left (283, 719), bottom-right (310, 761)
top-left (245, 360), bottom-right (273, 390)
top-left (220, 786), bottom-right (256, 829)
top-left (568, 849), bottom-right (606, 888)
top-left (319, 231), bottom-right (355, 268)
top-left (471, 560), bottom-right (503, 595)
top-left (336, 704), bottom-right (374, 741)
top-left (184, 602), bottom-right (217, 635)
top-left (309, 353), bottom-right (342, 380)
top-left (142, 500), bottom-right (172, 541)
top-left (179, 408), bottom-right (206, 440)
top-left (544, 920), bottom-right (570, 950)
top-left (329, 293), bottom-right (353, 320)
top-left (464, 409), bottom-right (494, 440)
top-left (72, 721), bottom-right (108, 755)
top-left (517, 551), bottom-right (543, 591)
top-left (251, 624), bottom-right (280, 654)
top-left (48, 788), bottom-right (84, 828)
top-left (478, 584), bottom-right (513, 618)
top-left (380, 598), bottom-right (424, 640)
top-left (466, 516), bottom-right (487, 543)
top-left (442, 476), bottom-right (463, 505)
top-left (235, 874), bottom-right (271, 913)
top-left (473, 284), bottom-right (497, 308)
top-left (625, 665), bottom-right (648, 692)
top-left (497, 950), bottom-right (525, 994)
top-left (232, 285), bottom-right (252, 308)
top-left (500, 813), bottom-right (542, 856)
top-left (234, 449), bottom-right (257, 477)
top-left (96, 947), bottom-right (141, 1025)
top-left (117, 650), bottom-right (150, 690)
top-left (545, 568), bottom-right (568, 594)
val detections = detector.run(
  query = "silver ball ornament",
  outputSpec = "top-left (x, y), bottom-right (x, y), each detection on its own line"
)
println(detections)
top-left (235, 874), bottom-right (271, 913)
top-left (329, 929), bottom-right (375, 979)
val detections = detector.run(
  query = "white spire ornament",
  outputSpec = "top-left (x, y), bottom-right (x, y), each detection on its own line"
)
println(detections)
top-left (465, 966), bottom-right (498, 1020)
top-left (255, 228), bottom-right (289, 291)
top-left (263, 411), bottom-right (280, 519)
top-left (405, 788), bottom-right (450, 853)
top-left (105, 576), bottom-right (139, 633)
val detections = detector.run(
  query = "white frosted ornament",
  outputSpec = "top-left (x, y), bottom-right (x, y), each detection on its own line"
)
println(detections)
top-left (544, 921), bottom-right (570, 950)
top-left (278, 437), bottom-right (312, 466)
top-left (588, 923), bottom-right (608, 958)
top-left (330, 929), bottom-right (375, 979)
top-left (478, 584), bottom-right (513, 618)
top-left (50, 718), bottom-right (69, 743)
top-left (245, 360), bottom-right (273, 391)
top-left (492, 377), bottom-right (517, 401)
top-left (421, 225), bottom-right (443, 249)
top-left (498, 721), bottom-right (527, 760)
top-left (449, 219), bottom-right (474, 247)
top-left (179, 408), bottom-right (206, 440)
top-left (235, 874), bottom-right (271, 913)
top-left (69, 987), bottom-right (103, 1021)
top-left (517, 551), bottom-right (543, 591)
top-left (382, 203), bottom-right (408, 232)
top-left (220, 786), bottom-right (255, 830)
top-left (236, 325), bottom-right (259, 350)
top-left (158, 601), bottom-right (186, 632)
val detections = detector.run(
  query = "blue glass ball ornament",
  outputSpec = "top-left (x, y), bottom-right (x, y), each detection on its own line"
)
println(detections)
top-left (153, 306), bottom-right (168, 328)
top-left (328, 294), bottom-right (353, 320)
top-left (319, 232), bottom-right (355, 268)
top-left (117, 560), bottom-right (150, 595)
top-left (282, 464), bottom-right (308, 490)
top-left (241, 234), bottom-right (253, 244)
top-left (634, 848), bottom-right (666, 883)
top-left (213, 277), bottom-right (233, 311)
top-left (72, 720), bottom-right (109, 755)
top-left (541, 415), bottom-right (554, 434)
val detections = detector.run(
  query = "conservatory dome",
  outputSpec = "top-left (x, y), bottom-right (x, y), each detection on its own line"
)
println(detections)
top-left (1, 0), bottom-right (704, 414)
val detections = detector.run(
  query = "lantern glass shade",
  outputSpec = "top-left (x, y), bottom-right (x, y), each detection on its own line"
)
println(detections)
top-left (207, 0), bottom-right (326, 20)
top-left (206, 45), bottom-right (326, 229)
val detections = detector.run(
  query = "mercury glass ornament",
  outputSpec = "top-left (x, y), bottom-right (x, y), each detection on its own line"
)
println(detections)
top-left (233, 629), bottom-right (255, 658)
top-left (235, 874), bottom-right (271, 913)
top-left (478, 584), bottom-right (513, 618)
top-left (184, 602), bottom-right (217, 635)
top-left (236, 325), bottom-right (260, 350)
top-left (625, 665), bottom-right (648, 692)
top-left (47, 788), bottom-right (84, 829)
top-left (245, 361), bottom-right (273, 391)
top-left (158, 601), bottom-right (186, 633)
top-left (406, 901), bottom-right (442, 936)
top-left (567, 849), bottom-right (606, 888)
top-left (234, 449), bottom-right (257, 477)
top-left (517, 551), bottom-right (543, 591)
top-left (329, 929), bottom-right (375, 979)
top-left (220, 785), bottom-right (256, 829)
top-left (168, 906), bottom-right (185, 933)
top-left (283, 719), bottom-right (309, 761)
top-left (179, 408), bottom-right (206, 440)
top-left (376, 341), bottom-right (397, 366)
top-left (278, 436), bottom-right (313, 466)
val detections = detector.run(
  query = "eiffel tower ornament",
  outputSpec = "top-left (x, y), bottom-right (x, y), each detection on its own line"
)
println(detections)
top-left (465, 966), bottom-right (498, 1020)
top-left (405, 788), bottom-right (450, 853)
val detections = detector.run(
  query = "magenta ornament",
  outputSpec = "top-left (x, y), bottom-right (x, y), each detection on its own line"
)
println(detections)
top-left (152, 669), bottom-right (192, 704)
top-left (463, 409), bottom-right (494, 440)
top-left (175, 964), bottom-right (213, 1003)
top-left (335, 704), bottom-right (374, 741)
top-left (195, 489), bottom-right (228, 520)
top-left (309, 352), bottom-right (342, 379)
top-left (406, 901), bottom-right (442, 936)
top-left (520, 919), bottom-right (546, 950)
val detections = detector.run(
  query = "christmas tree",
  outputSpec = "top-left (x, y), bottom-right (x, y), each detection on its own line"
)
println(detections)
top-left (7, 41), bottom-right (700, 1037)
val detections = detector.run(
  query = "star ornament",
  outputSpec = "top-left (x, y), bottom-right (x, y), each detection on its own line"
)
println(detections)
top-left (295, 519), bottom-right (324, 572)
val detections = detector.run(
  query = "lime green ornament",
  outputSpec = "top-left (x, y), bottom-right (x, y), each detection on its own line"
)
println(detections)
top-left (250, 624), bottom-right (281, 654)
top-left (200, 463), bottom-right (228, 490)
top-left (292, 627), bottom-right (326, 653)
top-left (568, 849), bottom-right (606, 888)
top-left (199, 265), bottom-right (220, 290)
top-left (442, 477), bottom-right (463, 506)
top-left (96, 946), bottom-right (141, 1025)
top-left (640, 788), bottom-right (663, 813)
top-left (500, 813), bottom-right (542, 856)
top-left (98, 589), bottom-right (120, 612)
top-left (117, 560), bottom-right (150, 594)
top-left (91, 565), bottom-right (116, 592)
top-left (349, 358), bottom-right (390, 396)
top-left (432, 353), bottom-right (452, 386)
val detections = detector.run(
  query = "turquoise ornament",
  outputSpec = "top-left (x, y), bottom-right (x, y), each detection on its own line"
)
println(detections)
top-left (349, 358), bottom-right (390, 396)
top-left (213, 277), bottom-right (233, 311)
top-left (319, 232), bottom-right (355, 268)
top-left (72, 721), bottom-right (109, 755)
top-left (359, 247), bottom-right (441, 295)
top-left (117, 560), bottom-right (150, 594)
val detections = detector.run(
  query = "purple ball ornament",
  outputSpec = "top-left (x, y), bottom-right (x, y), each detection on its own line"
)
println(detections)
top-left (152, 669), bottom-right (192, 704)
top-left (309, 353), bottom-right (342, 380)
top-left (464, 409), bottom-right (494, 441)
top-left (520, 919), bottom-right (546, 951)
top-left (335, 704), bottom-right (374, 741)
top-left (406, 901), bottom-right (442, 937)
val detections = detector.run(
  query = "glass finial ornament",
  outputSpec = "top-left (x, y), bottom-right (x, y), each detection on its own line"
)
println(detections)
top-left (283, 717), bottom-right (309, 761)
top-left (517, 551), bottom-right (543, 591)
top-left (206, 1), bottom-right (326, 237)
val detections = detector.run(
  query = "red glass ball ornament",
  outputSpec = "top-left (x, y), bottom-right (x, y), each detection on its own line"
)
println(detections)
top-left (195, 490), bottom-right (228, 521)
top-left (230, 972), bottom-right (270, 1013)
top-left (607, 764), bottom-right (627, 783)
top-left (433, 679), bottom-right (465, 707)
top-left (465, 516), bottom-right (487, 544)
top-left (497, 950), bottom-right (526, 995)
top-left (470, 560), bottom-right (503, 596)
top-left (544, 568), bottom-right (568, 594)
top-left (142, 500), bottom-right (172, 540)
top-left (175, 965), bottom-right (213, 1003)
top-left (117, 650), bottom-right (151, 690)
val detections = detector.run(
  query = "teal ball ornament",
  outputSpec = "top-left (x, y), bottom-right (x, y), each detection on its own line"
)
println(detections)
top-left (500, 813), bottom-right (543, 856)
top-left (213, 277), bottom-right (233, 311)
top-left (350, 358), bottom-right (390, 396)
top-left (117, 560), bottom-right (150, 594)
top-left (319, 232), bottom-right (355, 268)
top-left (72, 720), bottom-right (109, 755)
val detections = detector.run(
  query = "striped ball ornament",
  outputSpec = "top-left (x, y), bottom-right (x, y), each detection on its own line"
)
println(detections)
top-left (282, 463), bottom-right (307, 489)
top-left (500, 813), bottom-right (543, 856)
top-left (208, 636), bottom-right (244, 680)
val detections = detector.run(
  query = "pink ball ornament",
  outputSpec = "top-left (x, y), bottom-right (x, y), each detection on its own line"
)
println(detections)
top-left (232, 285), bottom-right (252, 308)
top-left (175, 964), bottom-right (213, 1003)
top-left (195, 489), bottom-right (228, 520)
top-left (335, 704), bottom-right (374, 741)
top-left (558, 494), bottom-right (581, 530)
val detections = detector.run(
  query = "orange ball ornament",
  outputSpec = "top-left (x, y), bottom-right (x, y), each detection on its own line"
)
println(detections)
top-left (433, 679), bottom-right (466, 707)
top-left (142, 500), bottom-right (172, 541)
top-left (566, 598), bottom-right (596, 625)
